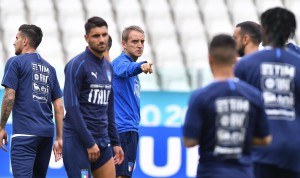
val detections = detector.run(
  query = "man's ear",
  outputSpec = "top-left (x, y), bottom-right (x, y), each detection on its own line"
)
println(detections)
top-left (121, 40), bottom-right (126, 49)
top-left (23, 37), bottom-right (29, 46)
top-left (209, 55), bottom-right (214, 67)
top-left (84, 34), bottom-right (88, 42)
top-left (208, 54), bottom-right (215, 75)
top-left (243, 34), bottom-right (250, 45)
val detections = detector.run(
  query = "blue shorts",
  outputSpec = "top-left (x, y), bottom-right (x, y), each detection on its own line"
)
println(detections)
top-left (63, 136), bottom-right (113, 178)
top-left (116, 131), bottom-right (139, 177)
top-left (11, 136), bottom-right (53, 178)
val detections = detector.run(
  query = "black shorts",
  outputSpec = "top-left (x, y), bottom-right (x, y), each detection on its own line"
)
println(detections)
top-left (116, 131), bottom-right (139, 177)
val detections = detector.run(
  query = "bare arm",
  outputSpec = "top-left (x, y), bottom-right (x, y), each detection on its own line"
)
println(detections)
top-left (53, 98), bottom-right (64, 139)
top-left (183, 137), bottom-right (199, 148)
top-left (52, 97), bottom-right (64, 161)
top-left (1, 87), bottom-right (15, 130)
top-left (0, 87), bottom-right (15, 151)
top-left (252, 135), bottom-right (272, 146)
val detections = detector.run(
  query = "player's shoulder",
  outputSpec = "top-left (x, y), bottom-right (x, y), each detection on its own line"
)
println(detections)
top-left (284, 48), bottom-right (300, 61)
top-left (237, 79), bottom-right (260, 95)
top-left (190, 82), bottom-right (221, 101)
top-left (5, 55), bottom-right (19, 64)
top-left (102, 57), bottom-right (113, 70)
top-left (66, 52), bottom-right (86, 68)
top-left (111, 52), bottom-right (129, 65)
top-left (235, 79), bottom-right (263, 105)
top-left (5, 54), bottom-right (32, 67)
top-left (239, 49), bottom-right (269, 63)
top-left (286, 42), bottom-right (300, 55)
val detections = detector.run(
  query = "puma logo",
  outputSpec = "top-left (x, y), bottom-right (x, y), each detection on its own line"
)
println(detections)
top-left (91, 72), bottom-right (97, 79)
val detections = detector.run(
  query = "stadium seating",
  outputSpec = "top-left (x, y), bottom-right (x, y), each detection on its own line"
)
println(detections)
top-left (227, 0), bottom-right (259, 25)
top-left (254, 0), bottom-right (284, 13)
top-left (0, 0), bottom-right (299, 91)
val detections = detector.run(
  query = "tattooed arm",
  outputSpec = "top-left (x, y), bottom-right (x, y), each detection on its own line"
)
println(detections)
top-left (0, 87), bottom-right (16, 152)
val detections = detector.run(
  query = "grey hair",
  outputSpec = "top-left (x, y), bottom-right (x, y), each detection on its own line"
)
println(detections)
top-left (122, 25), bottom-right (144, 41)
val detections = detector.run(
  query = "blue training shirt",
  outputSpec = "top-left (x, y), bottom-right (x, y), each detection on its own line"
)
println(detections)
top-left (235, 48), bottom-right (300, 172)
top-left (112, 52), bottom-right (146, 133)
top-left (63, 47), bottom-right (119, 148)
top-left (1, 53), bottom-right (62, 137)
top-left (183, 79), bottom-right (269, 178)
top-left (286, 42), bottom-right (300, 55)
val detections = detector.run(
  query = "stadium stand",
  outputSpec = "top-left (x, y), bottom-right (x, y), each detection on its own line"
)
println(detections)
top-left (0, 0), bottom-right (299, 91)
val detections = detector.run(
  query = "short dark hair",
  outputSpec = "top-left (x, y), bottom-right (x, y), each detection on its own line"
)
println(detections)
top-left (209, 34), bottom-right (236, 64)
top-left (107, 35), bottom-right (112, 50)
top-left (236, 21), bottom-right (262, 45)
top-left (85, 16), bottom-right (108, 34)
top-left (260, 7), bottom-right (296, 47)
top-left (18, 24), bottom-right (43, 49)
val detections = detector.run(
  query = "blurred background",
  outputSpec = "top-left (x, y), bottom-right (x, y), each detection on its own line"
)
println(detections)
top-left (0, 0), bottom-right (300, 177)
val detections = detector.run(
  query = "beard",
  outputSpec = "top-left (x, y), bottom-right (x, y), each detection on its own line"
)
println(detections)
top-left (90, 42), bottom-right (106, 54)
top-left (237, 45), bottom-right (245, 57)
top-left (15, 49), bottom-right (22, 55)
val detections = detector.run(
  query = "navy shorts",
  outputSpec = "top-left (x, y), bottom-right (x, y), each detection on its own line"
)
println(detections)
top-left (11, 136), bottom-right (53, 178)
top-left (116, 131), bottom-right (139, 177)
top-left (254, 162), bottom-right (300, 178)
top-left (63, 136), bottom-right (113, 178)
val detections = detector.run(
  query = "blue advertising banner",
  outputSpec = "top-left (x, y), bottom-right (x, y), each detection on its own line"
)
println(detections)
top-left (0, 90), bottom-right (199, 178)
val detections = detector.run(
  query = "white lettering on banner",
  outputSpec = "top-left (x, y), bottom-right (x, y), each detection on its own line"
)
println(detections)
top-left (260, 63), bottom-right (295, 120)
top-left (186, 146), bottom-right (199, 177)
top-left (141, 104), bottom-right (187, 127)
top-left (49, 151), bottom-right (64, 169)
top-left (165, 105), bottom-right (183, 127)
top-left (141, 105), bottom-right (161, 126)
top-left (139, 137), bottom-right (182, 177)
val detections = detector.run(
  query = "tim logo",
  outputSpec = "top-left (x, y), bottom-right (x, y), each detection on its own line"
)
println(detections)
top-left (91, 72), bottom-right (97, 79)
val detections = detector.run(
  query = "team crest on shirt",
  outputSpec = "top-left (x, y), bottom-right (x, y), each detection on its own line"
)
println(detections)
top-left (106, 70), bottom-right (111, 82)
top-left (81, 169), bottom-right (89, 178)
top-left (128, 162), bottom-right (135, 172)
top-left (134, 78), bottom-right (141, 98)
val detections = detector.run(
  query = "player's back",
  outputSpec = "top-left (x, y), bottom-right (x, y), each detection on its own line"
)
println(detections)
top-left (234, 48), bottom-right (300, 172)
top-left (188, 79), bottom-right (268, 178)
top-left (1, 53), bottom-right (61, 137)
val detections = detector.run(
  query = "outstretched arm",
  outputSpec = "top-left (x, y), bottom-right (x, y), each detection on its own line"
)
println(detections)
top-left (112, 58), bottom-right (151, 78)
top-left (0, 87), bottom-right (15, 152)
